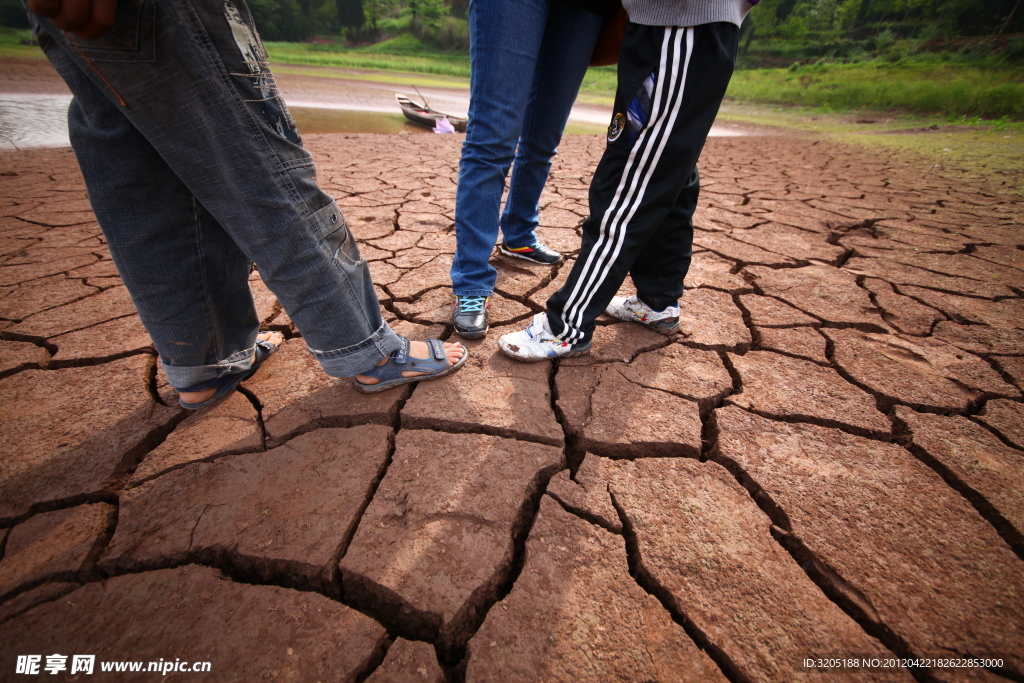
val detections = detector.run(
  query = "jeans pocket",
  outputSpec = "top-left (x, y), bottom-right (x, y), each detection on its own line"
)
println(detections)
top-left (310, 200), bottom-right (363, 266)
top-left (73, 0), bottom-right (156, 63)
top-left (221, 0), bottom-right (300, 145)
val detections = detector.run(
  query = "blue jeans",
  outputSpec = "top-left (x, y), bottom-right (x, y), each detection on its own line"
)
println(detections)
top-left (29, 0), bottom-right (402, 386)
top-left (450, 0), bottom-right (603, 297)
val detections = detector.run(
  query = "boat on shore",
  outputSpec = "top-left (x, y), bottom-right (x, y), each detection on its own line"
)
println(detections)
top-left (395, 93), bottom-right (468, 132)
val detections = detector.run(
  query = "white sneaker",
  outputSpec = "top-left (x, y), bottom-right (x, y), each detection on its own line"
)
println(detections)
top-left (605, 295), bottom-right (680, 334)
top-left (498, 313), bottom-right (592, 362)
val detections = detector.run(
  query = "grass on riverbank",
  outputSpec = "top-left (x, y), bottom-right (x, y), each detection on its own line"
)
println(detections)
top-left (0, 27), bottom-right (39, 58)
top-left (728, 61), bottom-right (1024, 119)
top-left (265, 37), bottom-right (623, 96)
top-left (264, 39), bottom-right (471, 78)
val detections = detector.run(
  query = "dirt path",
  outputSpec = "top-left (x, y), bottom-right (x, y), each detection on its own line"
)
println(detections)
top-left (1, 127), bottom-right (1023, 681)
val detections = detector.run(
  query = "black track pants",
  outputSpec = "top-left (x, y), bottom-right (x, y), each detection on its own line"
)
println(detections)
top-left (546, 22), bottom-right (739, 344)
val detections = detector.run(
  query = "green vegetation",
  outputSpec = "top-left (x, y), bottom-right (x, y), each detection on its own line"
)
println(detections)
top-left (0, 27), bottom-right (47, 61)
top-left (741, 0), bottom-right (1023, 65)
top-left (578, 65), bottom-right (617, 100)
top-left (247, 0), bottom-right (469, 48)
top-left (265, 37), bottom-right (622, 102)
top-left (5, 0), bottom-right (1024, 121)
top-left (733, 0), bottom-right (1024, 118)
top-left (265, 36), bottom-right (470, 77)
top-left (358, 0), bottom-right (468, 50)
top-left (728, 61), bottom-right (1024, 118)
top-left (0, 0), bottom-right (29, 29)
top-left (0, 26), bottom-right (38, 53)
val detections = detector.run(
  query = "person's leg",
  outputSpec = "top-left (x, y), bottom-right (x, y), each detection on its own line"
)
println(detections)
top-left (178, 331), bottom-right (285, 407)
top-left (603, 166), bottom-right (698, 334)
top-left (546, 22), bottom-right (739, 346)
top-left (30, 0), bottom-right (409, 382)
top-left (498, 2), bottom-right (603, 256)
top-left (450, 0), bottom-right (552, 298)
top-left (33, 12), bottom-right (262, 389)
top-left (627, 165), bottom-right (699, 309)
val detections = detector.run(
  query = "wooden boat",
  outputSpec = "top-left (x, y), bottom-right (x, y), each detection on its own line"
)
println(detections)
top-left (396, 93), bottom-right (468, 132)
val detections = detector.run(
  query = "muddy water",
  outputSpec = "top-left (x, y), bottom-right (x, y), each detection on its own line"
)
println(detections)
top-left (287, 107), bottom-right (433, 135)
top-left (0, 95), bottom-right (438, 149)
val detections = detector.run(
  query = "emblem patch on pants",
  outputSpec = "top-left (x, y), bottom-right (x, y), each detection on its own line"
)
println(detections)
top-left (607, 112), bottom-right (626, 142)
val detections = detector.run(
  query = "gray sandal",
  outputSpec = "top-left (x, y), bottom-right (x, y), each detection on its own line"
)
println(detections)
top-left (354, 337), bottom-right (468, 393)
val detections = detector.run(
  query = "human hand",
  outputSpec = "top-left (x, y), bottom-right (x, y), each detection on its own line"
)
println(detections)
top-left (27, 0), bottom-right (117, 40)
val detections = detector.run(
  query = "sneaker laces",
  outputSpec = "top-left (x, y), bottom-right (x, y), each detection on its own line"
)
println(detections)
top-left (458, 295), bottom-right (488, 313)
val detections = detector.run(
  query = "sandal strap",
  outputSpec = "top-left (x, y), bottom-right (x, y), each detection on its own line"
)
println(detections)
top-left (177, 335), bottom-right (281, 408)
top-left (428, 338), bottom-right (445, 361)
top-left (393, 337), bottom-right (410, 365)
top-left (352, 337), bottom-right (464, 395)
top-left (254, 339), bottom-right (276, 354)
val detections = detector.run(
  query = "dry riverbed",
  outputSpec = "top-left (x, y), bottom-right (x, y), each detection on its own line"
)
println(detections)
top-left (1, 54), bottom-right (1023, 682)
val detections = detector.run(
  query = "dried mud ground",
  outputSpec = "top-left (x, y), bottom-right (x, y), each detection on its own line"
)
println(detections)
top-left (0, 131), bottom-right (1023, 683)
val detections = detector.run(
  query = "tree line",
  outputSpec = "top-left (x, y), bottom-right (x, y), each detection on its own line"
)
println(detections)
top-left (0, 0), bottom-right (468, 47)
top-left (243, 0), bottom-right (1019, 46)
top-left (1, 0), bottom-right (1019, 52)
top-left (249, 0), bottom-right (1022, 46)
top-left (742, 0), bottom-right (1023, 65)
top-left (246, 0), bottom-right (468, 46)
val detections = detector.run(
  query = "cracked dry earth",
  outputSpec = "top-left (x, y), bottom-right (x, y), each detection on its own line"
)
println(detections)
top-left (0, 132), bottom-right (1023, 683)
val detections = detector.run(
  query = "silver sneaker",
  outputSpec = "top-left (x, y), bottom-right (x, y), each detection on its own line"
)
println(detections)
top-left (498, 313), bottom-right (592, 362)
top-left (605, 295), bottom-right (680, 334)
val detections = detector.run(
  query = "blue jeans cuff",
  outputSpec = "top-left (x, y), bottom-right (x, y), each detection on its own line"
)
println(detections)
top-left (501, 231), bottom-right (540, 250)
top-left (309, 321), bottom-right (404, 377)
top-left (453, 289), bottom-right (492, 298)
top-left (163, 343), bottom-right (257, 390)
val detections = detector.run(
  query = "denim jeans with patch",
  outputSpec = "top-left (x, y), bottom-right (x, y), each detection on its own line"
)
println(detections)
top-left (450, 0), bottom-right (603, 297)
top-left (30, 0), bottom-right (402, 386)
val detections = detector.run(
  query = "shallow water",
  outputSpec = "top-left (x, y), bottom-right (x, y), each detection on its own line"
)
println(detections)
top-left (290, 107), bottom-right (432, 135)
top-left (0, 93), bottom-right (746, 150)
top-left (0, 94), bottom-right (74, 149)
top-left (0, 95), bottom-right (437, 149)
